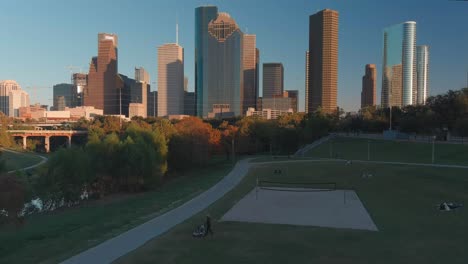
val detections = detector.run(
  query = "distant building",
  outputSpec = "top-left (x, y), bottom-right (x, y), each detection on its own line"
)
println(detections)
top-left (117, 74), bottom-right (134, 117)
top-left (84, 33), bottom-right (118, 114)
top-left (207, 104), bottom-right (235, 119)
top-left (305, 51), bottom-right (310, 112)
top-left (132, 67), bottom-right (149, 118)
top-left (261, 97), bottom-right (292, 112)
top-left (307, 9), bottom-right (339, 114)
top-left (72, 73), bottom-right (87, 107)
top-left (184, 91), bottom-right (195, 116)
top-left (382, 21), bottom-right (417, 108)
top-left (284, 90), bottom-right (298, 113)
top-left (158, 43), bottom-right (184, 116)
top-left (53, 83), bottom-right (74, 110)
top-left (246, 107), bottom-right (293, 120)
top-left (147, 91), bottom-right (157, 117)
top-left (243, 34), bottom-right (258, 114)
top-left (0, 80), bottom-right (30, 117)
top-left (361, 64), bottom-right (377, 108)
top-left (417, 45), bottom-right (429, 104)
top-left (66, 106), bottom-right (103, 120)
top-left (263, 63), bottom-right (284, 98)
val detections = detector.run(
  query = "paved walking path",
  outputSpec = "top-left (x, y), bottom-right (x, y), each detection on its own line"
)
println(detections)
top-left (1, 148), bottom-right (48, 174)
top-left (62, 158), bottom-right (253, 264)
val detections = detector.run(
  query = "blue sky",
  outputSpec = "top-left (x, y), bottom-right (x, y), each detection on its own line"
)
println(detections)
top-left (0, 0), bottom-right (467, 111)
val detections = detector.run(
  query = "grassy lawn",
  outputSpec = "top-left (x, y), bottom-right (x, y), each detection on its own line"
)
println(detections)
top-left (0, 159), bottom-right (234, 264)
top-left (116, 160), bottom-right (468, 264)
top-left (0, 150), bottom-right (43, 172)
top-left (306, 137), bottom-right (468, 165)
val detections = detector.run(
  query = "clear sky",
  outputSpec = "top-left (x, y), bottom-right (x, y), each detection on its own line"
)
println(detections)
top-left (0, 0), bottom-right (467, 112)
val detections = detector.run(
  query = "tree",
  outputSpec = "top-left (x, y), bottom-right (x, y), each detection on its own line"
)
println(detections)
top-left (169, 117), bottom-right (217, 170)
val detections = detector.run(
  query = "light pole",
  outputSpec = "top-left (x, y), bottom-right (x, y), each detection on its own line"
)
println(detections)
top-left (432, 136), bottom-right (436, 164)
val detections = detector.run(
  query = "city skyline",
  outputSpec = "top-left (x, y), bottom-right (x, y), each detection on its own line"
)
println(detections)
top-left (0, 0), bottom-right (467, 112)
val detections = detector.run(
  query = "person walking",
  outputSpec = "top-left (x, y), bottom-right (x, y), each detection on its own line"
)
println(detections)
top-left (205, 215), bottom-right (213, 237)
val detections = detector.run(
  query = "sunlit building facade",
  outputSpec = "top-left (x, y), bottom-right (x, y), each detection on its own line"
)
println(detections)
top-left (416, 45), bottom-right (429, 105)
top-left (381, 21), bottom-right (417, 108)
top-left (307, 9), bottom-right (339, 114)
top-left (158, 44), bottom-right (184, 117)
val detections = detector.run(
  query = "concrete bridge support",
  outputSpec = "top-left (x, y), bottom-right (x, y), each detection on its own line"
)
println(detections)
top-left (45, 136), bottom-right (50, 153)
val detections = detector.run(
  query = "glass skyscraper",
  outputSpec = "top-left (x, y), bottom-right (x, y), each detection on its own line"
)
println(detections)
top-left (195, 6), bottom-right (249, 117)
top-left (382, 21), bottom-right (416, 108)
top-left (195, 6), bottom-right (218, 117)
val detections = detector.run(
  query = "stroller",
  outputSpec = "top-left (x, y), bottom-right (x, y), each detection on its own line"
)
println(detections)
top-left (192, 224), bottom-right (206, 238)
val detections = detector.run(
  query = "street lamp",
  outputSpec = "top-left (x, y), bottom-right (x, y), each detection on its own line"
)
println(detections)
top-left (432, 135), bottom-right (436, 164)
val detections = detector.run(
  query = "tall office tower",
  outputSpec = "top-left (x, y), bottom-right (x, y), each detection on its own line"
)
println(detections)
top-left (361, 64), bottom-right (377, 108)
top-left (195, 6), bottom-right (246, 117)
top-left (0, 80), bottom-right (29, 117)
top-left (195, 6), bottom-right (218, 116)
top-left (305, 51), bottom-right (310, 112)
top-left (307, 9), bottom-right (339, 114)
top-left (263, 63), bottom-right (284, 99)
top-left (416, 45), bottom-right (429, 105)
top-left (157, 43), bottom-right (184, 116)
top-left (132, 67), bottom-right (149, 117)
top-left (243, 34), bottom-right (258, 114)
top-left (72, 73), bottom-right (87, 107)
top-left (53, 83), bottom-right (74, 110)
top-left (84, 33), bottom-right (118, 114)
top-left (381, 21), bottom-right (417, 108)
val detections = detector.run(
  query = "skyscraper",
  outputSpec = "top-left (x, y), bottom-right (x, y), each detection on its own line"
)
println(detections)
top-left (361, 64), bottom-right (377, 108)
top-left (157, 43), bottom-right (184, 116)
top-left (53, 83), bottom-right (74, 110)
top-left (263, 63), bottom-right (284, 99)
top-left (381, 21), bottom-right (417, 108)
top-left (84, 33), bottom-right (118, 114)
top-left (72, 73), bottom-right (87, 107)
top-left (195, 7), bottom-right (247, 117)
top-left (195, 6), bottom-right (218, 117)
top-left (243, 34), bottom-right (258, 114)
top-left (0, 80), bottom-right (29, 117)
top-left (307, 9), bottom-right (339, 114)
top-left (130, 67), bottom-right (149, 118)
top-left (417, 45), bottom-right (429, 105)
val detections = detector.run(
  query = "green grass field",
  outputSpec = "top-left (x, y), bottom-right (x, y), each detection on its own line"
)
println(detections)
top-left (0, 150), bottom-right (43, 172)
top-left (0, 159), bottom-right (233, 264)
top-left (306, 137), bottom-right (468, 165)
top-left (116, 146), bottom-right (468, 263)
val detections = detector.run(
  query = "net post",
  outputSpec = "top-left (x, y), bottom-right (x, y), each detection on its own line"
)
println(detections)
top-left (256, 175), bottom-right (259, 200)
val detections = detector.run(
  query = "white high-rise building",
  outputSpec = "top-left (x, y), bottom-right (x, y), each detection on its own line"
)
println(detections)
top-left (382, 21), bottom-right (417, 108)
top-left (157, 43), bottom-right (184, 117)
top-left (0, 80), bottom-right (30, 117)
top-left (417, 45), bottom-right (429, 105)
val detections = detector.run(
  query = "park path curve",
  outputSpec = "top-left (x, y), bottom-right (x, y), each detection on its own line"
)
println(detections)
top-left (62, 158), bottom-right (253, 264)
top-left (1, 148), bottom-right (48, 174)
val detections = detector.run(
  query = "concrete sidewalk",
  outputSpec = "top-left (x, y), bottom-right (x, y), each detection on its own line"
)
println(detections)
top-left (62, 158), bottom-right (252, 264)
